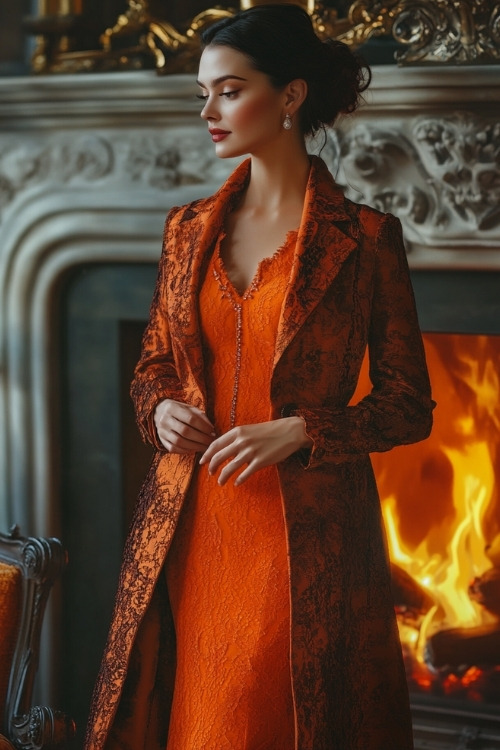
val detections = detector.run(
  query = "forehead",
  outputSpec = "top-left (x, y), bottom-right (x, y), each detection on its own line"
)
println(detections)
top-left (197, 45), bottom-right (256, 86)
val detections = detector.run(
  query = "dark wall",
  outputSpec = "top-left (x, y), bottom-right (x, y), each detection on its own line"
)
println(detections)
top-left (0, 0), bottom-right (32, 75)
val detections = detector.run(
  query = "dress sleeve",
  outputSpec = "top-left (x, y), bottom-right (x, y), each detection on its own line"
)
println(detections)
top-left (130, 207), bottom-right (185, 450)
top-left (293, 213), bottom-right (435, 470)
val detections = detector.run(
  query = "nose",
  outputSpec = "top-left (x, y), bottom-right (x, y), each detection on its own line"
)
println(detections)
top-left (200, 96), bottom-right (218, 122)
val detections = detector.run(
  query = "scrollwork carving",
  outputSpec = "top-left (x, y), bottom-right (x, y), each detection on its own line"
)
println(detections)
top-left (339, 0), bottom-right (403, 46)
top-left (22, 537), bottom-right (66, 584)
top-left (125, 137), bottom-right (181, 189)
top-left (0, 530), bottom-right (74, 749)
top-left (0, 135), bottom-right (113, 219)
top-left (58, 135), bottom-right (113, 182)
top-left (414, 114), bottom-right (500, 230)
top-left (340, 124), bottom-right (437, 235)
top-left (393, 0), bottom-right (500, 64)
top-left (11, 706), bottom-right (76, 750)
top-left (2, 111), bottom-right (499, 244)
top-left (124, 132), bottom-right (236, 189)
top-left (0, 142), bottom-right (50, 214)
top-left (0, 130), bottom-right (234, 223)
top-left (23, 0), bottom-right (500, 73)
top-left (339, 112), bottom-right (500, 242)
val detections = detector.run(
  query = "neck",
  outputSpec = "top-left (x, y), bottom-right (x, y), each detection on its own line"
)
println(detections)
top-left (244, 141), bottom-right (311, 213)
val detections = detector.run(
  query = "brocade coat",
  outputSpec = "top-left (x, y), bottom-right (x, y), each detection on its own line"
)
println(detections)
top-left (84, 156), bottom-right (434, 750)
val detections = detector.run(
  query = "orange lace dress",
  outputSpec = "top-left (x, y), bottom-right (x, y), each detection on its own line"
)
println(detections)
top-left (165, 230), bottom-right (298, 750)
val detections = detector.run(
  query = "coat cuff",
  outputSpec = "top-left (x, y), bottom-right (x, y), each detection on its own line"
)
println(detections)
top-left (280, 403), bottom-right (316, 469)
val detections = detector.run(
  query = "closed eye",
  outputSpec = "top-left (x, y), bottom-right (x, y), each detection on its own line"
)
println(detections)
top-left (196, 89), bottom-right (241, 103)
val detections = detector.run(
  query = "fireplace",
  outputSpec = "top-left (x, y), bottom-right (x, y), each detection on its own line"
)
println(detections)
top-left (361, 272), bottom-right (500, 748)
top-left (1, 67), bottom-right (500, 748)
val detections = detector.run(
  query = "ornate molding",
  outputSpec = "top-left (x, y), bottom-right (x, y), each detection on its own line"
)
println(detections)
top-left (0, 529), bottom-right (74, 748)
top-left (0, 130), bottom-right (237, 224)
top-left (393, 0), bottom-right (500, 65)
top-left (337, 0), bottom-right (403, 46)
top-left (1, 112), bottom-right (499, 245)
top-left (11, 706), bottom-right (76, 750)
top-left (413, 114), bottom-right (500, 229)
top-left (338, 112), bottom-right (500, 244)
top-left (24, 0), bottom-right (500, 74)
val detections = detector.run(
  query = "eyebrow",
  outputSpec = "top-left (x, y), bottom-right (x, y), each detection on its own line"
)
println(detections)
top-left (196, 75), bottom-right (248, 88)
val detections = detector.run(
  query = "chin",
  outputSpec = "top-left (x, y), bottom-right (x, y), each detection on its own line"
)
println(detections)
top-left (214, 146), bottom-right (243, 160)
top-left (213, 139), bottom-right (253, 160)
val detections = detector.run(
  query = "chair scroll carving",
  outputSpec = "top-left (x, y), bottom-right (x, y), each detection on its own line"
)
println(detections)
top-left (0, 526), bottom-right (75, 749)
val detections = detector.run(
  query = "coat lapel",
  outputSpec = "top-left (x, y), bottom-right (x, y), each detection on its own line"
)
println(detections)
top-left (273, 156), bottom-right (358, 369)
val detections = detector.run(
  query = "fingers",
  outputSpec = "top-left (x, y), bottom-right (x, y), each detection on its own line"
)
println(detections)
top-left (199, 418), bottom-right (310, 486)
top-left (157, 400), bottom-right (214, 434)
top-left (199, 426), bottom-right (263, 486)
top-left (220, 459), bottom-right (257, 487)
top-left (154, 399), bottom-right (215, 453)
top-left (158, 426), bottom-right (212, 454)
top-left (206, 443), bottom-right (253, 487)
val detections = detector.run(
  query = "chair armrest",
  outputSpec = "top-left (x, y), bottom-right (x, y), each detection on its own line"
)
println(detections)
top-left (11, 707), bottom-right (76, 750)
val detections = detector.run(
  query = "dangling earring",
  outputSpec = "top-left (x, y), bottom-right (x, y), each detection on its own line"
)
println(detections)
top-left (283, 113), bottom-right (292, 130)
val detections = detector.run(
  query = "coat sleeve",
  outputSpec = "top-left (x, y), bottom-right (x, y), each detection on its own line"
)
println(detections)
top-left (293, 213), bottom-right (435, 469)
top-left (130, 207), bottom-right (185, 450)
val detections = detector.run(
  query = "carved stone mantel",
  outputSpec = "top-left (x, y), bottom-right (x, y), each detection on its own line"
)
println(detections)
top-left (0, 66), bottom-right (499, 717)
top-left (1, 66), bottom-right (500, 260)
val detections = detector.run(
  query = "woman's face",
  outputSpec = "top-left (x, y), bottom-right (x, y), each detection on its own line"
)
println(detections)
top-left (197, 44), bottom-right (288, 159)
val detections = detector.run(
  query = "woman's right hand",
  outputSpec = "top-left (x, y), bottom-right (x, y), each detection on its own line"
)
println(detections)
top-left (154, 399), bottom-right (216, 454)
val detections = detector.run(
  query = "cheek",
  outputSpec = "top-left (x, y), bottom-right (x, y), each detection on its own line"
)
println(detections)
top-left (231, 94), bottom-right (279, 130)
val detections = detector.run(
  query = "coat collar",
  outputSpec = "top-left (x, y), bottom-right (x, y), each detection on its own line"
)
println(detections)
top-left (171, 156), bottom-right (357, 406)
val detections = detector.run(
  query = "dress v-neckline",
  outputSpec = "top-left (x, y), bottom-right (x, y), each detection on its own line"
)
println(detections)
top-left (215, 229), bottom-right (298, 299)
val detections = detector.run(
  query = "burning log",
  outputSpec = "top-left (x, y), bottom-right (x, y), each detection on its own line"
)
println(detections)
top-left (425, 623), bottom-right (500, 671)
top-left (390, 562), bottom-right (434, 613)
top-left (486, 536), bottom-right (500, 568)
top-left (469, 567), bottom-right (500, 616)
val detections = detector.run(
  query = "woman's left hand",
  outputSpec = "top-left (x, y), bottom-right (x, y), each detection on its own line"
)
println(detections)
top-left (199, 417), bottom-right (312, 486)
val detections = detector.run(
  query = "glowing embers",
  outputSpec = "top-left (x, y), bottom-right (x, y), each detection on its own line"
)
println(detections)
top-left (360, 334), bottom-right (500, 704)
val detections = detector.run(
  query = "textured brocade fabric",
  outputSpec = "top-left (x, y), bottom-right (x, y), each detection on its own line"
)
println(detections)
top-left (164, 232), bottom-right (298, 750)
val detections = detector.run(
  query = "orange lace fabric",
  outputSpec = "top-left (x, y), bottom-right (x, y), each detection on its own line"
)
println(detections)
top-left (165, 230), bottom-right (298, 750)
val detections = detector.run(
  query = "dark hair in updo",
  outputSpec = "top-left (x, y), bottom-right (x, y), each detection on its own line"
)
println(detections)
top-left (201, 4), bottom-right (371, 137)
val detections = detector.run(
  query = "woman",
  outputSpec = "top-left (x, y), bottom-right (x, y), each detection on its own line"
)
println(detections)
top-left (85, 5), bottom-right (434, 749)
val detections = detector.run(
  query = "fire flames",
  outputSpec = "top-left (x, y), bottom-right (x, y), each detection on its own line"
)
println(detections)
top-left (357, 333), bottom-right (500, 703)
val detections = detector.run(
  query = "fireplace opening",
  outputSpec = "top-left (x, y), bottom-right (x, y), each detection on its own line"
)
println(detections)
top-left (354, 332), bottom-right (500, 710)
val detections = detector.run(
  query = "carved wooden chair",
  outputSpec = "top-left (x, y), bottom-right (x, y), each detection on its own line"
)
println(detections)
top-left (0, 527), bottom-right (75, 749)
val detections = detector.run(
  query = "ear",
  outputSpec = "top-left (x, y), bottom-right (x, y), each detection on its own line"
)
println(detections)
top-left (284, 79), bottom-right (308, 115)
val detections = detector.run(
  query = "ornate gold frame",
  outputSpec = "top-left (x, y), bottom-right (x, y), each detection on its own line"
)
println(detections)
top-left (25, 0), bottom-right (500, 74)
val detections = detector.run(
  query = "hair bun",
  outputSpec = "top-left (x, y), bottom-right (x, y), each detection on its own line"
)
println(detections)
top-left (320, 38), bottom-right (371, 115)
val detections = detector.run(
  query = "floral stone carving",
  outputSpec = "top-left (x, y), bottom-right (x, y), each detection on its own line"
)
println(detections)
top-left (339, 112), bottom-right (500, 243)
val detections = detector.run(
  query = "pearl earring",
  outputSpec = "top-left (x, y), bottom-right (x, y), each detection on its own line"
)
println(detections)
top-left (283, 113), bottom-right (292, 130)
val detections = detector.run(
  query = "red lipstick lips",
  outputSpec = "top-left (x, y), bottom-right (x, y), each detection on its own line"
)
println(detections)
top-left (209, 129), bottom-right (230, 142)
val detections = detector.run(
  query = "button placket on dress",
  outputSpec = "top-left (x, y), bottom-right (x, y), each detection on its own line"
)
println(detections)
top-left (212, 266), bottom-right (259, 429)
